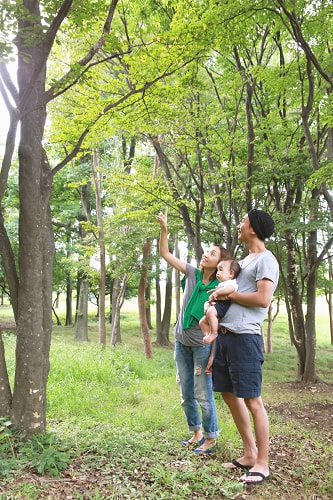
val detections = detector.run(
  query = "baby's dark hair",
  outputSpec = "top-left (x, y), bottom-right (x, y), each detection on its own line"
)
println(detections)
top-left (220, 258), bottom-right (241, 279)
top-left (229, 259), bottom-right (241, 279)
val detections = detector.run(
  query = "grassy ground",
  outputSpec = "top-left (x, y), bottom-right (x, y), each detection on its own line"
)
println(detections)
top-left (0, 301), bottom-right (332, 499)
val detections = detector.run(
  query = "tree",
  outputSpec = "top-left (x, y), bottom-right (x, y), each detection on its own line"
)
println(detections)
top-left (0, 0), bottom-right (196, 436)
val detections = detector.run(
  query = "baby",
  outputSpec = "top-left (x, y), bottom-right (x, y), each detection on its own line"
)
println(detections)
top-left (199, 258), bottom-right (241, 344)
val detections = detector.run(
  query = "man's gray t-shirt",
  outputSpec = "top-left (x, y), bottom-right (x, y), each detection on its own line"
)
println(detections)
top-left (219, 250), bottom-right (279, 335)
top-left (174, 263), bottom-right (205, 346)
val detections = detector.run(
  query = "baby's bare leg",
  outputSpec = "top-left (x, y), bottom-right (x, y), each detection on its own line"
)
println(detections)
top-left (203, 306), bottom-right (219, 344)
top-left (199, 315), bottom-right (210, 336)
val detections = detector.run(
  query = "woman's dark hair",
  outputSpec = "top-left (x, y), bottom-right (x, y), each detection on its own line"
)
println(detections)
top-left (218, 246), bottom-right (232, 261)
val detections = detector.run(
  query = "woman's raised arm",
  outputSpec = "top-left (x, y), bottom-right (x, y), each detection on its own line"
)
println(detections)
top-left (157, 208), bottom-right (187, 274)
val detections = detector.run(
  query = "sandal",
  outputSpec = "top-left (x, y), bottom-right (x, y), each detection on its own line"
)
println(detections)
top-left (226, 459), bottom-right (252, 470)
top-left (193, 440), bottom-right (218, 454)
top-left (180, 437), bottom-right (205, 446)
top-left (240, 471), bottom-right (270, 485)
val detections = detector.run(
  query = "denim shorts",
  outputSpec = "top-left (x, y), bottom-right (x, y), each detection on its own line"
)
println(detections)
top-left (212, 332), bottom-right (264, 398)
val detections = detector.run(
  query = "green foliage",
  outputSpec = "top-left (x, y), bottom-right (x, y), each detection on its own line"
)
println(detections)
top-left (307, 160), bottom-right (333, 190)
top-left (17, 433), bottom-right (72, 477)
top-left (0, 417), bottom-right (17, 472)
top-left (0, 415), bottom-right (72, 479)
top-left (0, 416), bottom-right (15, 442)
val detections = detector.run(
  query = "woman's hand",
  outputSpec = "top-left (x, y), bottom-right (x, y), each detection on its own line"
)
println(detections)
top-left (157, 208), bottom-right (186, 274)
top-left (157, 207), bottom-right (168, 230)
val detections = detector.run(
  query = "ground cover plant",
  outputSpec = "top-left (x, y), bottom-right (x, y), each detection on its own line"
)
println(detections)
top-left (0, 303), bottom-right (332, 499)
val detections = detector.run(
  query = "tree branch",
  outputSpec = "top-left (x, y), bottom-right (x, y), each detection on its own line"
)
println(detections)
top-left (51, 58), bottom-right (197, 175)
top-left (44, 50), bottom-right (132, 103)
top-left (45, 0), bottom-right (120, 102)
top-left (43, 0), bottom-right (75, 56)
top-left (275, 0), bottom-right (333, 87)
top-left (0, 63), bottom-right (19, 107)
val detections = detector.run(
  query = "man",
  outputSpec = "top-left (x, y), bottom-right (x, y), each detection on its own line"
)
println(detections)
top-left (212, 209), bottom-right (279, 485)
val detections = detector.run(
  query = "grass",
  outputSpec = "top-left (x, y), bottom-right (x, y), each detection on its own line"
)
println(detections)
top-left (0, 300), bottom-right (332, 499)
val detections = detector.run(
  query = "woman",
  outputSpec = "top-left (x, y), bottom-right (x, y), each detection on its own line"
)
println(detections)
top-left (157, 208), bottom-right (231, 453)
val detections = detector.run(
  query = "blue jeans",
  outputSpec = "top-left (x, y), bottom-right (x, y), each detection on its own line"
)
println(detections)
top-left (175, 341), bottom-right (219, 439)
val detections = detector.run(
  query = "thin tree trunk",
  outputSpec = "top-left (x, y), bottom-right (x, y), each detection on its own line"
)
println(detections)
top-left (175, 238), bottom-right (180, 320)
top-left (303, 197), bottom-right (320, 383)
top-left (155, 238), bottom-right (172, 346)
top-left (283, 230), bottom-right (307, 380)
top-left (160, 262), bottom-right (172, 345)
top-left (65, 274), bottom-right (73, 326)
top-left (0, 332), bottom-right (12, 415)
top-left (92, 148), bottom-right (106, 347)
top-left (110, 275), bottom-right (126, 345)
top-left (145, 282), bottom-right (152, 330)
top-left (155, 239), bottom-right (162, 336)
top-left (75, 280), bottom-right (89, 341)
top-left (138, 239), bottom-right (153, 358)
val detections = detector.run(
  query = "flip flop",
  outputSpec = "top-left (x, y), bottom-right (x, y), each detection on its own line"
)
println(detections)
top-left (193, 442), bottom-right (218, 454)
top-left (241, 471), bottom-right (269, 485)
top-left (228, 459), bottom-right (252, 470)
top-left (180, 437), bottom-right (205, 446)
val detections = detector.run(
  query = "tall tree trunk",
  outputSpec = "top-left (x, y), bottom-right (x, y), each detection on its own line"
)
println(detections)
top-left (65, 274), bottom-right (73, 326)
top-left (12, 149), bottom-right (54, 435)
top-left (155, 239), bottom-right (162, 336)
top-left (160, 262), bottom-right (172, 345)
top-left (10, 5), bottom-right (55, 434)
top-left (155, 238), bottom-right (172, 346)
top-left (299, 53), bottom-right (323, 382)
top-left (138, 239), bottom-right (153, 358)
top-left (303, 192), bottom-right (320, 383)
top-left (92, 149), bottom-right (106, 347)
top-left (75, 280), bottom-right (89, 341)
top-left (110, 275), bottom-right (126, 345)
top-left (282, 230), bottom-right (306, 380)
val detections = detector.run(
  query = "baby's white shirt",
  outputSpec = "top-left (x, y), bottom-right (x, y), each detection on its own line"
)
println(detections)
top-left (216, 278), bottom-right (238, 291)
